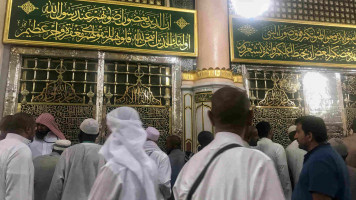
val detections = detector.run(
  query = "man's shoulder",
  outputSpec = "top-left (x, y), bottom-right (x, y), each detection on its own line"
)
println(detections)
top-left (231, 146), bottom-right (273, 161)
top-left (191, 145), bottom-right (272, 165)
top-left (70, 142), bottom-right (101, 149)
top-left (151, 149), bottom-right (168, 157)
top-left (169, 149), bottom-right (185, 157)
top-left (0, 139), bottom-right (31, 153)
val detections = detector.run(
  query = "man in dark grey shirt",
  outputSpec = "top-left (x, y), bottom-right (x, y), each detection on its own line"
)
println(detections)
top-left (33, 140), bottom-right (71, 200)
top-left (166, 135), bottom-right (185, 197)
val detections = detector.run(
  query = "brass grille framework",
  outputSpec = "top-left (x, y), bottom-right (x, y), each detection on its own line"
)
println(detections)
top-left (248, 70), bottom-right (304, 107)
top-left (18, 57), bottom-right (98, 143)
top-left (104, 61), bottom-right (171, 106)
top-left (103, 61), bottom-right (172, 150)
top-left (342, 74), bottom-right (356, 132)
top-left (5, 47), bottom-right (180, 148)
top-left (247, 69), bottom-right (304, 147)
top-left (19, 57), bottom-right (98, 105)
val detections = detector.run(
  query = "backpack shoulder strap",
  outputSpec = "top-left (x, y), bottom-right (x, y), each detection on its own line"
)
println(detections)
top-left (186, 143), bottom-right (242, 200)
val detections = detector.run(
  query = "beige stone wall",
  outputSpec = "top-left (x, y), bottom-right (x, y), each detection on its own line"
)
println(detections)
top-left (0, 0), bottom-right (10, 118)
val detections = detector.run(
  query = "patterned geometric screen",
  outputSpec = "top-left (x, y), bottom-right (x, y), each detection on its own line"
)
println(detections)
top-left (103, 61), bottom-right (172, 151)
top-left (248, 70), bottom-right (304, 107)
top-left (342, 74), bottom-right (356, 133)
top-left (19, 57), bottom-right (97, 143)
top-left (248, 68), bottom-right (304, 147)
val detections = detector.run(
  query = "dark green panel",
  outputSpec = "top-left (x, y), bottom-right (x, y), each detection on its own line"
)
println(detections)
top-left (4, 0), bottom-right (196, 56)
top-left (231, 17), bottom-right (356, 67)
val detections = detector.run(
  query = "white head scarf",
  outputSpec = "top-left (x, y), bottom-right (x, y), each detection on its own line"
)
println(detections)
top-left (100, 107), bottom-right (158, 200)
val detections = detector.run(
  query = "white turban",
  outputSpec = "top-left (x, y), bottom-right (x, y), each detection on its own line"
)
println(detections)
top-left (80, 118), bottom-right (99, 135)
top-left (100, 107), bottom-right (157, 200)
top-left (53, 140), bottom-right (71, 151)
top-left (146, 127), bottom-right (160, 142)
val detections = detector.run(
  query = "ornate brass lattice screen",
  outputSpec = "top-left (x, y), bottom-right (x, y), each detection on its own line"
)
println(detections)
top-left (4, 47), bottom-right (183, 148)
top-left (248, 70), bottom-right (304, 107)
top-left (18, 57), bottom-right (97, 143)
top-left (248, 69), bottom-right (304, 147)
top-left (103, 61), bottom-right (172, 150)
top-left (342, 74), bottom-right (356, 134)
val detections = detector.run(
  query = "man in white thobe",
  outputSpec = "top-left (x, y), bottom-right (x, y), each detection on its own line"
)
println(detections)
top-left (144, 127), bottom-right (172, 200)
top-left (285, 125), bottom-right (306, 188)
top-left (46, 118), bottom-right (105, 200)
top-left (88, 107), bottom-right (158, 200)
top-left (0, 113), bottom-right (36, 200)
top-left (30, 113), bottom-right (66, 159)
top-left (256, 121), bottom-right (292, 200)
top-left (174, 87), bottom-right (284, 200)
top-left (33, 140), bottom-right (71, 200)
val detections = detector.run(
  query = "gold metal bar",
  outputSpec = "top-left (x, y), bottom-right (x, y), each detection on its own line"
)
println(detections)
top-left (84, 60), bottom-right (88, 95)
top-left (32, 58), bottom-right (38, 102)
top-left (72, 60), bottom-right (76, 82)
top-left (255, 71), bottom-right (258, 101)
top-left (148, 64), bottom-right (151, 85)
top-left (114, 62), bottom-right (118, 103)
top-left (46, 58), bottom-right (51, 80)
top-left (264, 71), bottom-right (267, 89)
top-left (126, 62), bottom-right (129, 91)
top-left (166, 66), bottom-right (170, 86)
top-left (159, 66), bottom-right (162, 97)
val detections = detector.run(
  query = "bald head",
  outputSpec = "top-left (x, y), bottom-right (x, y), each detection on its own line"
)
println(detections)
top-left (209, 87), bottom-right (251, 128)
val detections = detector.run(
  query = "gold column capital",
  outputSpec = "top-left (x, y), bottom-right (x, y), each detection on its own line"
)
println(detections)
top-left (182, 68), bottom-right (243, 83)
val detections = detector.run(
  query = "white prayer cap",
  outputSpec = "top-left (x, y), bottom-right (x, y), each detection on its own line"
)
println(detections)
top-left (329, 138), bottom-right (348, 157)
top-left (80, 118), bottom-right (99, 135)
top-left (53, 140), bottom-right (71, 151)
top-left (288, 125), bottom-right (297, 134)
top-left (146, 127), bottom-right (160, 141)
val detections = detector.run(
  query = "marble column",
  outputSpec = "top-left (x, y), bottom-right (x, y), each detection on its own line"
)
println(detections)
top-left (181, 0), bottom-right (236, 152)
top-left (196, 0), bottom-right (230, 71)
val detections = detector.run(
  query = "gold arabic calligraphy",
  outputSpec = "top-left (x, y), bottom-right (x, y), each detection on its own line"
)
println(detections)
top-left (42, 1), bottom-right (172, 30)
top-left (13, 1), bottom-right (191, 51)
top-left (236, 41), bottom-right (356, 62)
top-left (236, 23), bottom-right (356, 62)
top-left (262, 25), bottom-right (356, 45)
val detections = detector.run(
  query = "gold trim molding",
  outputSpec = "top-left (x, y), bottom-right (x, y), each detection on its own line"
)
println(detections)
top-left (182, 68), bottom-right (243, 83)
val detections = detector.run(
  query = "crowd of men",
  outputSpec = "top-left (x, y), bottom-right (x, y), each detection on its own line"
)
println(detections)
top-left (0, 86), bottom-right (355, 200)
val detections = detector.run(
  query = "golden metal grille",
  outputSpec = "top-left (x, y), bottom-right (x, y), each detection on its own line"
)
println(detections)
top-left (248, 70), bottom-right (304, 107)
top-left (253, 107), bottom-right (303, 148)
top-left (230, 0), bottom-right (356, 24)
top-left (104, 61), bottom-right (171, 106)
top-left (103, 60), bottom-right (172, 150)
top-left (5, 47), bottom-right (181, 147)
top-left (18, 56), bottom-right (98, 143)
top-left (342, 74), bottom-right (356, 132)
top-left (247, 69), bottom-right (304, 147)
top-left (106, 106), bottom-right (171, 151)
top-left (19, 57), bottom-right (98, 104)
